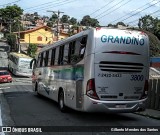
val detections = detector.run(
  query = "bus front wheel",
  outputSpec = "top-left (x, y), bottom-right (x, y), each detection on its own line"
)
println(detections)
top-left (58, 91), bottom-right (66, 112)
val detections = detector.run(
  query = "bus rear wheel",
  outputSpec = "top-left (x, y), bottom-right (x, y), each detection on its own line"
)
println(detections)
top-left (58, 91), bottom-right (66, 112)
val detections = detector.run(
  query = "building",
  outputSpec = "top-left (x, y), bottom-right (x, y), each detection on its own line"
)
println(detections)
top-left (14, 25), bottom-right (54, 45)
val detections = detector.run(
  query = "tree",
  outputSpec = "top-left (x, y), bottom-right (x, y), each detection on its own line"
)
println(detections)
top-left (6, 33), bottom-right (17, 51)
top-left (116, 22), bottom-right (126, 27)
top-left (69, 17), bottom-right (77, 25)
top-left (154, 21), bottom-right (160, 40)
top-left (138, 15), bottom-right (158, 33)
top-left (27, 43), bottom-right (38, 58)
top-left (107, 23), bottom-right (116, 27)
top-left (47, 13), bottom-right (58, 27)
top-left (0, 5), bottom-right (23, 33)
top-left (61, 15), bottom-right (70, 23)
top-left (80, 15), bottom-right (99, 27)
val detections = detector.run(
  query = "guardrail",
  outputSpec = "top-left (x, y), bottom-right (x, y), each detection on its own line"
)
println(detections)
top-left (147, 78), bottom-right (160, 110)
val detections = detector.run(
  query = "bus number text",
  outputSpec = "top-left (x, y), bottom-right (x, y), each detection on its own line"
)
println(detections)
top-left (130, 75), bottom-right (144, 81)
top-left (98, 73), bottom-right (122, 78)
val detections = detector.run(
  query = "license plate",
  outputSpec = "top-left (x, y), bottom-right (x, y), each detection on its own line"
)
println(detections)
top-left (115, 104), bottom-right (126, 108)
top-left (3, 79), bottom-right (7, 82)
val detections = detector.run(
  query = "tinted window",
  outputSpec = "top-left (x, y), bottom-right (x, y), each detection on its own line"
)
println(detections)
top-left (45, 50), bottom-right (49, 67)
top-left (58, 45), bottom-right (64, 65)
top-left (51, 49), bottom-right (56, 66)
top-left (40, 53), bottom-right (43, 67)
top-left (63, 44), bottom-right (69, 64)
top-left (54, 47), bottom-right (59, 65)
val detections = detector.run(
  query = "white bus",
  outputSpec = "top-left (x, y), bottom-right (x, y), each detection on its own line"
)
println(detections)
top-left (8, 52), bottom-right (33, 76)
top-left (30, 27), bottom-right (149, 113)
top-left (0, 43), bottom-right (10, 70)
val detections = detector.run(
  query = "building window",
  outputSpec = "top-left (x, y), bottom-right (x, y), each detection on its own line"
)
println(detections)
top-left (37, 36), bottom-right (42, 41)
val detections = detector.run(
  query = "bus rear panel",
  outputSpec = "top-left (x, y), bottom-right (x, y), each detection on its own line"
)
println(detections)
top-left (83, 28), bottom-right (149, 113)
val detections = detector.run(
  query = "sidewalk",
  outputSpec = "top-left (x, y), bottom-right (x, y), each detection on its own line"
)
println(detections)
top-left (135, 109), bottom-right (160, 120)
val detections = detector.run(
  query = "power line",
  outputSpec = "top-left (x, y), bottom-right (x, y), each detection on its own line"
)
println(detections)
top-left (24, 0), bottom-right (76, 13)
top-left (0, 0), bottom-right (21, 7)
top-left (97, 0), bottom-right (132, 20)
top-left (24, 0), bottom-right (68, 11)
top-left (89, 0), bottom-right (116, 16)
top-left (110, 0), bottom-right (157, 24)
top-left (24, 0), bottom-right (57, 10)
top-left (120, 0), bottom-right (160, 22)
top-left (127, 9), bottom-right (160, 25)
top-left (94, 0), bottom-right (125, 19)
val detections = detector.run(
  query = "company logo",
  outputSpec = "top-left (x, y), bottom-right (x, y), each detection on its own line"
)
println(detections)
top-left (101, 35), bottom-right (145, 46)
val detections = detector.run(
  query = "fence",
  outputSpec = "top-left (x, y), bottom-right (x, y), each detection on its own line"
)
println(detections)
top-left (147, 78), bottom-right (160, 110)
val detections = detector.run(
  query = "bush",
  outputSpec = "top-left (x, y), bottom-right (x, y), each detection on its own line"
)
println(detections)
top-left (27, 43), bottom-right (38, 58)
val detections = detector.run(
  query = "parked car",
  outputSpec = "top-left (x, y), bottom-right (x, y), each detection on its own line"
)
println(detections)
top-left (0, 70), bottom-right (12, 83)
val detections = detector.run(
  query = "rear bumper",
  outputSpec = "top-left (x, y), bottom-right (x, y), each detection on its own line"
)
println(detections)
top-left (0, 78), bottom-right (12, 83)
top-left (83, 96), bottom-right (147, 113)
top-left (16, 71), bottom-right (32, 77)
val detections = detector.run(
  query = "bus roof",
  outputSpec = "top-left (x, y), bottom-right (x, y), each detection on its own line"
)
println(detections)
top-left (9, 52), bottom-right (32, 59)
top-left (38, 27), bottom-right (147, 54)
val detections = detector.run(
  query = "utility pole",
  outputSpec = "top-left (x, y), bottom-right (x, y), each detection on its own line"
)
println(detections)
top-left (18, 19), bottom-right (21, 53)
top-left (47, 10), bottom-right (64, 41)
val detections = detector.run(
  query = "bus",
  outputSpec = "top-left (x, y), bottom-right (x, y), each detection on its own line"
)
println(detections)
top-left (30, 27), bottom-right (149, 113)
top-left (0, 42), bottom-right (10, 53)
top-left (0, 42), bottom-right (10, 70)
top-left (8, 52), bottom-right (33, 77)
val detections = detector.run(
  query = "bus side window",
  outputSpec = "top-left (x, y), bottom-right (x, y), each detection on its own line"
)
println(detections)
top-left (37, 54), bottom-right (41, 67)
top-left (51, 48), bottom-right (56, 66)
top-left (79, 36), bottom-right (87, 58)
top-left (54, 47), bottom-right (59, 65)
top-left (63, 44), bottom-right (69, 65)
top-left (69, 41), bottom-right (77, 64)
top-left (42, 52), bottom-right (46, 67)
top-left (58, 45), bottom-right (64, 65)
top-left (70, 36), bottom-right (87, 64)
top-left (40, 53), bottom-right (43, 67)
top-left (45, 50), bottom-right (49, 67)
top-left (48, 50), bottom-right (52, 66)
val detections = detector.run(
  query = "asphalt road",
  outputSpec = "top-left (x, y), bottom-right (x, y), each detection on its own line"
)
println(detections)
top-left (0, 76), bottom-right (160, 135)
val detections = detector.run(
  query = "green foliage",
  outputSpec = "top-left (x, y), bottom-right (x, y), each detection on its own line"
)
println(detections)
top-left (0, 5), bottom-right (23, 33)
top-left (6, 33), bottom-right (16, 51)
top-left (49, 13), bottom-right (58, 23)
top-left (80, 15), bottom-right (99, 27)
top-left (138, 15), bottom-right (158, 33)
top-left (47, 22), bottom-right (53, 27)
top-left (69, 17), bottom-right (77, 25)
top-left (144, 30), bottom-right (160, 57)
top-left (138, 15), bottom-right (160, 56)
top-left (61, 15), bottom-right (70, 23)
top-left (27, 43), bottom-right (38, 58)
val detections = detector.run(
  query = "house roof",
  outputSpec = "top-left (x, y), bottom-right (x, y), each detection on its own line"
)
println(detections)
top-left (14, 25), bottom-right (52, 34)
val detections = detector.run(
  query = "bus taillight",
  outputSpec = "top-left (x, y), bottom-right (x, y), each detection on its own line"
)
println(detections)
top-left (140, 80), bottom-right (149, 99)
top-left (86, 78), bottom-right (99, 100)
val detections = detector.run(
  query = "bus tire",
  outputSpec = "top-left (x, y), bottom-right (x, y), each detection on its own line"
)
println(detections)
top-left (58, 90), bottom-right (66, 112)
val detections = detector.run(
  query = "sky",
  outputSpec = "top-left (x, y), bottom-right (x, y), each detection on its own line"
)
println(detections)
top-left (0, 0), bottom-right (160, 26)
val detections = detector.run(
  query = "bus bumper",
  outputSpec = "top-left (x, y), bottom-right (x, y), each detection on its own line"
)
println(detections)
top-left (16, 71), bottom-right (32, 77)
top-left (83, 96), bottom-right (147, 113)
